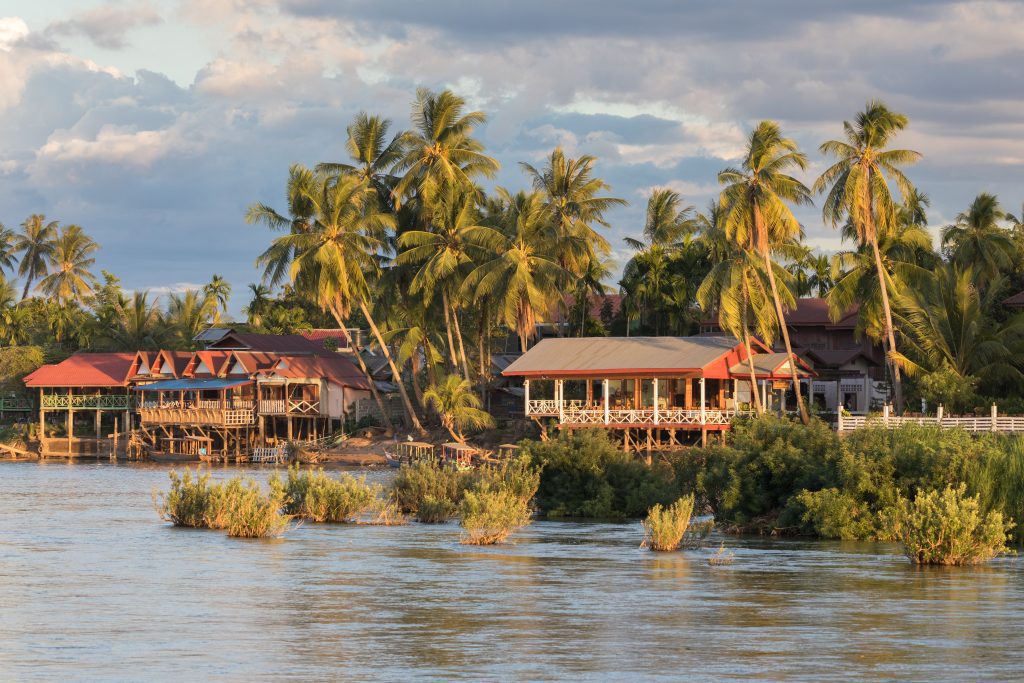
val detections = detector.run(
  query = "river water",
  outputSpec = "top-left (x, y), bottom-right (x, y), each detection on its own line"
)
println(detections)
top-left (1, 460), bottom-right (1022, 681)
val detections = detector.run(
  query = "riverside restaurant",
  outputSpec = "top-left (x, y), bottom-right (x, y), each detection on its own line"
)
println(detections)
top-left (502, 335), bottom-right (812, 451)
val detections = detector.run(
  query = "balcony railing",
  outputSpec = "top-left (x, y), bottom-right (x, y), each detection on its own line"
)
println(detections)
top-left (527, 400), bottom-right (748, 426)
top-left (0, 398), bottom-right (32, 411)
top-left (139, 407), bottom-right (256, 426)
top-left (41, 394), bottom-right (133, 410)
top-left (259, 399), bottom-right (321, 415)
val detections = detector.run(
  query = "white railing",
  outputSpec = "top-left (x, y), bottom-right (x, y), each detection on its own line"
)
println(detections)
top-left (526, 399), bottom-right (559, 415)
top-left (838, 410), bottom-right (1024, 433)
top-left (260, 399), bottom-right (287, 414)
top-left (558, 407), bottom-right (748, 426)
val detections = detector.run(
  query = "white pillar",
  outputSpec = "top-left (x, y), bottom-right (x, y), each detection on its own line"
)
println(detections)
top-left (603, 379), bottom-right (610, 425)
top-left (992, 403), bottom-right (998, 432)
top-left (936, 404), bottom-right (943, 422)
top-left (883, 403), bottom-right (890, 426)
top-left (733, 378), bottom-right (739, 411)
top-left (524, 379), bottom-right (530, 416)
top-left (556, 380), bottom-right (564, 423)
top-left (653, 378), bottom-right (659, 425)
top-left (699, 377), bottom-right (706, 424)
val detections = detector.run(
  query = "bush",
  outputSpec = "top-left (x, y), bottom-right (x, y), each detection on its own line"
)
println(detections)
top-left (224, 480), bottom-right (290, 538)
top-left (523, 430), bottom-right (677, 519)
top-left (416, 495), bottom-right (458, 523)
top-left (459, 488), bottom-right (532, 545)
top-left (271, 465), bottom-right (381, 523)
top-left (391, 460), bottom-right (472, 513)
top-left (794, 488), bottom-right (874, 540)
top-left (642, 495), bottom-right (695, 551)
top-left (155, 469), bottom-right (213, 528)
top-left (887, 484), bottom-right (1013, 565)
top-left (914, 365), bottom-right (978, 414)
top-left (155, 469), bottom-right (290, 538)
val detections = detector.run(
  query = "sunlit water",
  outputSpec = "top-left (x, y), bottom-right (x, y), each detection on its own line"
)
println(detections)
top-left (1, 460), bottom-right (1022, 681)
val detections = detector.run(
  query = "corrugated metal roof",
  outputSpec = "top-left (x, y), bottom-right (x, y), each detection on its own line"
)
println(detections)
top-left (134, 378), bottom-right (252, 391)
top-left (729, 352), bottom-right (814, 378)
top-left (259, 355), bottom-right (371, 390)
top-left (24, 353), bottom-right (136, 387)
top-left (502, 336), bottom-right (740, 376)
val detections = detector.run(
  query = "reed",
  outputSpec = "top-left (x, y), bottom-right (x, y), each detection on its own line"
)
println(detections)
top-left (642, 495), bottom-right (695, 552)
top-left (271, 465), bottom-right (381, 523)
top-left (459, 488), bottom-right (532, 545)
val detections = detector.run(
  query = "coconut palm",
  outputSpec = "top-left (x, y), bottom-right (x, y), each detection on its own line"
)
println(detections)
top-left (259, 172), bottom-right (424, 434)
top-left (423, 373), bottom-right (495, 443)
top-left (244, 284), bottom-right (272, 327)
top-left (0, 224), bottom-right (17, 274)
top-left (246, 164), bottom-right (318, 288)
top-left (317, 112), bottom-right (406, 208)
top-left (813, 100), bottom-right (922, 413)
top-left (891, 264), bottom-right (1024, 386)
top-left (463, 189), bottom-right (572, 352)
top-left (14, 214), bottom-right (58, 299)
top-left (941, 193), bottom-right (1017, 289)
top-left (37, 225), bottom-right (98, 306)
top-left (569, 256), bottom-right (610, 336)
top-left (624, 188), bottom-right (698, 250)
top-left (806, 253), bottom-right (835, 297)
top-left (521, 147), bottom-right (626, 274)
top-left (166, 289), bottom-right (216, 349)
top-left (204, 274), bottom-right (231, 325)
top-left (718, 120), bottom-right (813, 423)
top-left (393, 88), bottom-right (499, 207)
top-left (108, 291), bottom-right (166, 351)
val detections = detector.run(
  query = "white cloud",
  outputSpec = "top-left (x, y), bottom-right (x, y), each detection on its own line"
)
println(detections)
top-left (0, 16), bottom-right (28, 51)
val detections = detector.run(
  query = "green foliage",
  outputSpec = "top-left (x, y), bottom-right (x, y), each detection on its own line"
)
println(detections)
top-left (887, 484), bottom-right (1012, 565)
top-left (794, 488), bottom-right (874, 541)
top-left (459, 487), bottom-right (532, 545)
top-left (271, 465), bottom-right (381, 523)
top-left (155, 469), bottom-right (290, 538)
top-left (391, 459), bottom-right (472, 513)
top-left (223, 480), bottom-right (289, 539)
top-left (642, 495), bottom-right (695, 551)
top-left (0, 345), bottom-right (44, 393)
top-left (914, 364), bottom-right (979, 413)
top-left (523, 429), bottom-right (677, 519)
top-left (155, 469), bottom-right (214, 528)
top-left (416, 495), bottom-right (458, 523)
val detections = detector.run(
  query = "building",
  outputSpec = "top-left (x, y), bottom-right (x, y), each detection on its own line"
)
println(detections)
top-left (501, 335), bottom-right (811, 451)
top-left (700, 298), bottom-right (888, 414)
top-left (23, 333), bottom-right (371, 458)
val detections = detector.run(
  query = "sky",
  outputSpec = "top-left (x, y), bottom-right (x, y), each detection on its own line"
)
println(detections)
top-left (0, 0), bottom-right (1022, 317)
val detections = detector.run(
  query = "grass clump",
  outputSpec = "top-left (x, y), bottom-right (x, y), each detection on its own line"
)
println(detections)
top-left (887, 484), bottom-right (1013, 565)
top-left (271, 465), bottom-right (381, 523)
top-left (459, 487), bottom-right (532, 545)
top-left (391, 460), bottom-right (471, 514)
top-left (641, 495), bottom-right (695, 551)
top-left (223, 479), bottom-right (290, 538)
top-left (155, 468), bottom-right (290, 538)
top-left (155, 469), bottom-right (216, 528)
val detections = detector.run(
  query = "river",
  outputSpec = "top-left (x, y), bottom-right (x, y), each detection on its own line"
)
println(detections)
top-left (1, 460), bottom-right (1021, 681)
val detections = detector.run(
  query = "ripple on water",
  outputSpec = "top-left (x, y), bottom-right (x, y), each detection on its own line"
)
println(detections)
top-left (0, 460), bottom-right (1021, 681)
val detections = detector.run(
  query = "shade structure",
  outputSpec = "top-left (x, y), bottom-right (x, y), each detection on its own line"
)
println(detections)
top-left (133, 378), bottom-right (253, 392)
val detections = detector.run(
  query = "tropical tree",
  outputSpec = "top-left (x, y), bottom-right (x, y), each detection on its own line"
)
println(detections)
top-left (251, 171), bottom-right (424, 434)
top-left (37, 225), bottom-right (98, 306)
top-left (624, 188), bottom-right (698, 249)
top-left (463, 189), bottom-right (572, 352)
top-left (246, 164), bottom-right (318, 288)
top-left (521, 147), bottom-right (626, 275)
top-left (569, 256), bottom-right (610, 336)
top-left (316, 112), bottom-right (405, 206)
top-left (204, 274), bottom-right (231, 324)
top-left (165, 289), bottom-right (215, 349)
top-left (423, 373), bottom-right (495, 442)
top-left (814, 100), bottom-right (922, 413)
top-left (14, 214), bottom-right (58, 299)
top-left (806, 252), bottom-right (835, 297)
top-left (718, 120), bottom-right (813, 423)
top-left (941, 193), bottom-right (1017, 290)
top-left (244, 284), bottom-right (272, 327)
top-left (0, 224), bottom-right (17, 274)
top-left (107, 291), bottom-right (166, 351)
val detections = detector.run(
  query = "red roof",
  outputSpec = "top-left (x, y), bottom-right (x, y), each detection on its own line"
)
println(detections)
top-left (259, 355), bottom-right (370, 390)
top-left (208, 332), bottom-right (326, 354)
top-left (300, 329), bottom-right (350, 348)
top-left (783, 298), bottom-right (858, 328)
top-left (24, 353), bottom-right (136, 387)
top-left (1003, 290), bottom-right (1024, 308)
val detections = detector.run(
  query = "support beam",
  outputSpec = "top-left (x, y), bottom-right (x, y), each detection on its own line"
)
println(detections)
top-left (603, 379), bottom-right (609, 425)
top-left (556, 379), bottom-right (564, 423)
top-left (699, 377), bottom-right (706, 424)
top-left (524, 379), bottom-right (530, 415)
top-left (653, 378), bottom-right (659, 425)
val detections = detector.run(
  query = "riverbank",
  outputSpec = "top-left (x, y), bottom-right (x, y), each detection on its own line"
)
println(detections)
top-left (1, 459), bottom-right (1022, 680)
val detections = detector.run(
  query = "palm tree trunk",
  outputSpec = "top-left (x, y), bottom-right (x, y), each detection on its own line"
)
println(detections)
top-left (869, 234), bottom-right (903, 414)
top-left (358, 300), bottom-right (426, 435)
top-left (450, 299), bottom-right (472, 382)
top-left (740, 278), bottom-right (763, 415)
top-left (327, 304), bottom-right (394, 433)
top-left (410, 352), bottom-right (426, 415)
top-left (478, 299), bottom-right (489, 403)
top-left (440, 290), bottom-right (460, 372)
top-left (21, 270), bottom-right (33, 301)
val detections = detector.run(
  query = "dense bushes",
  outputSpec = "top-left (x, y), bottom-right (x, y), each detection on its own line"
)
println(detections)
top-left (460, 488), bottom-right (533, 545)
top-left (270, 465), bottom-right (381, 523)
top-left (522, 430), bottom-right (677, 519)
top-left (642, 495), bottom-right (695, 551)
top-left (888, 484), bottom-right (1012, 565)
top-left (155, 469), bottom-right (290, 538)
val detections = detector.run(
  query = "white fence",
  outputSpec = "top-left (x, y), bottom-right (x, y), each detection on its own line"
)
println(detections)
top-left (533, 402), bottom-right (751, 426)
top-left (838, 405), bottom-right (1024, 433)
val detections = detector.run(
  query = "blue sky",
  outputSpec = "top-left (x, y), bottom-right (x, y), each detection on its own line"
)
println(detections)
top-left (0, 0), bottom-right (1022, 317)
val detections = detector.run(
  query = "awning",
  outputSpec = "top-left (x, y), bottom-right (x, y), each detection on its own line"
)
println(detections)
top-left (133, 378), bottom-right (253, 392)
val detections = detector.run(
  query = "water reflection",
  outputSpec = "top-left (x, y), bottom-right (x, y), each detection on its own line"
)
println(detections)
top-left (0, 460), bottom-right (1021, 680)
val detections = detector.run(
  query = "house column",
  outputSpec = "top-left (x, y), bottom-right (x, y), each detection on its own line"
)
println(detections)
top-left (808, 380), bottom-right (815, 412)
top-left (523, 379), bottom-right (530, 415)
top-left (556, 379), bottom-right (564, 423)
top-left (653, 378), bottom-right (659, 425)
top-left (603, 379), bottom-right (609, 424)
top-left (699, 377), bottom-right (706, 424)
top-left (733, 378), bottom-right (740, 411)
top-left (67, 388), bottom-right (73, 454)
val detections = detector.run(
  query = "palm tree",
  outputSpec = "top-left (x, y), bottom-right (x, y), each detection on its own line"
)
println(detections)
top-left (891, 264), bottom-right (1024, 386)
top-left (166, 289), bottom-right (215, 349)
top-left (257, 171), bottom-right (424, 434)
top-left (38, 225), bottom-right (98, 306)
top-left (624, 188), bottom-right (698, 249)
top-left (393, 88), bottom-right (499, 207)
top-left (813, 100), bottom-right (922, 413)
top-left (14, 214), bottom-right (58, 299)
top-left (317, 112), bottom-right (405, 207)
top-left (807, 253), bottom-right (835, 297)
top-left (941, 193), bottom-right (1016, 289)
top-left (423, 373), bottom-right (495, 443)
top-left (204, 274), bottom-right (231, 324)
top-left (108, 291), bottom-right (166, 350)
top-left (463, 189), bottom-right (572, 352)
top-left (0, 224), bottom-right (17, 274)
top-left (570, 256), bottom-right (610, 336)
top-left (246, 164), bottom-right (318, 288)
top-left (521, 147), bottom-right (626, 275)
top-left (244, 284), bottom-right (272, 327)
top-left (718, 121), bottom-right (813, 423)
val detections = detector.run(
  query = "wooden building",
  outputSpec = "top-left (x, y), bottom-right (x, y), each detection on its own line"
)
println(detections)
top-left (502, 335), bottom-right (811, 451)
top-left (22, 333), bottom-right (371, 458)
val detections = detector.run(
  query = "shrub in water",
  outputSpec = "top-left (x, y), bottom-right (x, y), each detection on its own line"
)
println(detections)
top-left (642, 495), bottom-right (695, 551)
top-left (391, 460), bottom-right (472, 513)
top-left (887, 484), bottom-right (1013, 565)
top-left (272, 465), bottom-right (380, 523)
top-left (224, 480), bottom-right (290, 538)
top-left (416, 495), bottom-right (458, 523)
top-left (155, 469), bottom-right (215, 528)
top-left (794, 488), bottom-right (875, 541)
top-left (459, 487), bottom-right (532, 545)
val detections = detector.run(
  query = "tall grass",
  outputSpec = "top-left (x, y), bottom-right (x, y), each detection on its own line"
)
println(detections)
top-left (155, 469), bottom-right (290, 538)
top-left (888, 484), bottom-right (1013, 565)
top-left (642, 495), bottom-right (695, 551)
top-left (155, 469), bottom-right (216, 528)
top-left (391, 460), bottom-right (472, 514)
top-left (223, 480), bottom-right (290, 538)
top-left (271, 465), bottom-right (381, 523)
top-left (459, 488), bottom-right (532, 545)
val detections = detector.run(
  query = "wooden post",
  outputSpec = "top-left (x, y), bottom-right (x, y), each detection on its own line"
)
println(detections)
top-left (603, 379), bottom-right (609, 425)
top-left (937, 404), bottom-right (944, 422)
top-left (523, 379), bottom-right (530, 415)
top-left (653, 378), bottom-right (659, 425)
top-left (699, 377), bottom-right (706, 424)
top-left (992, 403), bottom-right (998, 432)
top-left (113, 417), bottom-right (119, 458)
top-left (684, 378), bottom-right (692, 409)
top-left (67, 388), bottom-right (73, 455)
top-left (556, 379), bottom-right (564, 423)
